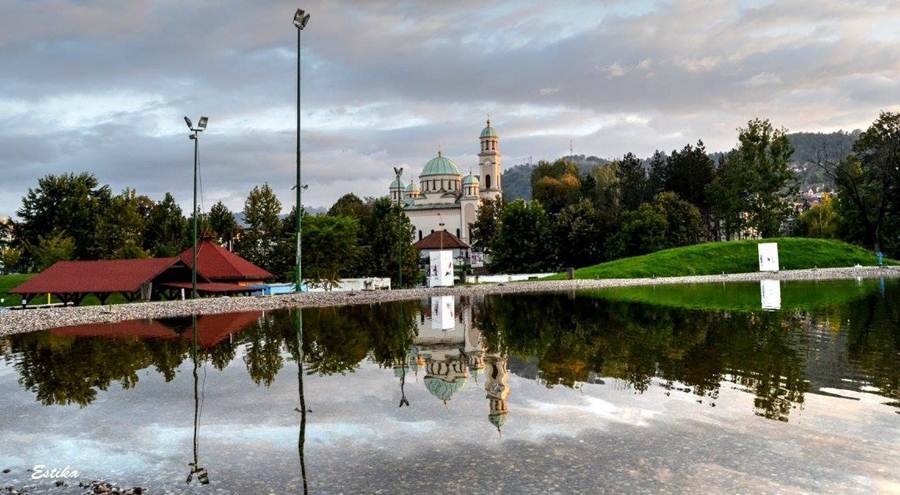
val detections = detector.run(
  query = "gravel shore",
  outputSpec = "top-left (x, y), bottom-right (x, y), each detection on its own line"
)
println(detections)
top-left (1, 266), bottom-right (897, 336)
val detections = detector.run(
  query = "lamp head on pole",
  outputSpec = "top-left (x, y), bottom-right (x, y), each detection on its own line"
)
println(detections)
top-left (393, 166), bottom-right (403, 177)
top-left (293, 9), bottom-right (310, 29)
top-left (197, 116), bottom-right (208, 130)
top-left (184, 116), bottom-right (193, 129)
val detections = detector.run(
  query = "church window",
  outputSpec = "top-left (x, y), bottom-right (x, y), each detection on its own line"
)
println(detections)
top-left (456, 228), bottom-right (461, 238)
top-left (485, 174), bottom-right (491, 189)
top-left (418, 230), bottom-right (422, 240)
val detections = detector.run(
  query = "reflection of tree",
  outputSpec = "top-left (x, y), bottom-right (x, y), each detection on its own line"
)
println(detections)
top-left (243, 314), bottom-right (287, 387)
top-left (843, 285), bottom-right (900, 403)
top-left (478, 293), bottom-right (814, 421)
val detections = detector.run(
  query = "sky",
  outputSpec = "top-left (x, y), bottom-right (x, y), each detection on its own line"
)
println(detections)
top-left (1, 0), bottom-right (898, 218)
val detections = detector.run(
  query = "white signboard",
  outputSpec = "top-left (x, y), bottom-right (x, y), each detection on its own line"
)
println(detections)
top-left (428, 250), bottom-right (455, 287)
top-left (431, 296), bottom-right (456, 330)
top-left (760, 279), bottom-right (782, 311)
top-left (758, 242), bottom-right (779, 272)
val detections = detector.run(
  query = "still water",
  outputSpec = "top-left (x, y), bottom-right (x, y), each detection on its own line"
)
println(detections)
top-left (1, 279), bottom-right (899, 494)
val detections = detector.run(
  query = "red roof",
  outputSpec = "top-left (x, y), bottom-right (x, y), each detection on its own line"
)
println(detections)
top-left (12, 258), bottom-right (181, 295)
top-left (50, 312), bottom-right (263, 349)
top-left (413, 230), bottom-right (470, 250)
top-left (179, 240), bottom-right (272, 282)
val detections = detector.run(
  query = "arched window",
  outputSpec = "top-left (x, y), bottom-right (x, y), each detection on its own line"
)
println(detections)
top-left (456, 228), bottom-right (461, 238)
top-left (418, 230), bottom-right (423, 240)
top-left (485, 174), bottom-right (491, 189)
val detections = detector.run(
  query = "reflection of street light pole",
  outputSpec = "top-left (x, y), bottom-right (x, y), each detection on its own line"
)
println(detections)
top-left (186, 314), bottom-right (209, 485)
top-left (393, 166), bottom-right (403, 288)
top-left (184, 116), bottom-right (208, 299)
top-left (294, 309), bottom-right (309, 494)
top-left (293, 8), bottom-right (311, 294)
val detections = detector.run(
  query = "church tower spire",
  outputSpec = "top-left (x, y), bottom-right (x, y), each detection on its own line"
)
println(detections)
top-left (478, 118), bottom-right (501, 201)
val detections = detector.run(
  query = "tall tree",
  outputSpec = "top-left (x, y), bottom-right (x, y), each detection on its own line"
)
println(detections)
top-left (470, 198), bottom-right (503, 253)
top-left (663, 141), bottom-right (715, 212)
top-left (531, 159), bottom-right (582, 215)
top-left (491, 199), bottom-right (555, 273)
top-left (32, 232), bottom-right (76, 271)
top-left (144, 193), bottom-right (187, 257)
top-left (367, 198), bottom-right (419, 287)
top-left (16, 172), bottom-right (114, 265)
top-left (819, 112), bottom-right (899, 254)
top-left (606, 192), bottom-right (702, 259)
top-left (616, 152), bottom-right (650, 211)
top-left (235, 184), bottom-right (283, 274)
top-left (208, 201), bottom-right (239, 246)
top-left (553, 199), bottom-right (607, 268)
top-left (301, 215), bottom-right (360, 289)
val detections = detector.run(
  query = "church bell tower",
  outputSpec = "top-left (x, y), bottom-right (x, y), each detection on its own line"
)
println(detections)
top-left (478, 119), bottom-right (502, 202)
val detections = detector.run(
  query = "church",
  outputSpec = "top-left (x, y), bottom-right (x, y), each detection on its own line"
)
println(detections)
top-left (389, 119), bottom-right (502, 247)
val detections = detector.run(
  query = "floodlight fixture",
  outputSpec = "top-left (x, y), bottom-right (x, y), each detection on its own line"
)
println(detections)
top-left (294, 9), bottom-right (310, 29)
top-left (184, 116), bottom-right (193, 129)
top-left (197, 116), bottom-right (208, 130)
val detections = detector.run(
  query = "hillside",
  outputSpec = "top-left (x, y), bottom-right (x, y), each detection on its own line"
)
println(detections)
top-left (501, 131), bottom-right (859, 201)
top-left (547, 238), bottom-right (894, 280)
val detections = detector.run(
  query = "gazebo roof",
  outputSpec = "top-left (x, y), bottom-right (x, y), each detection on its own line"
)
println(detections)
top-left (11, 258), bottom-right (184, 295)
top-left (179, 239), bottom-right (273, 282)
top-left (413, 230), bottom-right (470, 251)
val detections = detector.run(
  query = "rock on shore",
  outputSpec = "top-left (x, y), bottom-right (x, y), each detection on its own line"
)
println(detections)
top-left (1, 266), bottom-right (897, 336)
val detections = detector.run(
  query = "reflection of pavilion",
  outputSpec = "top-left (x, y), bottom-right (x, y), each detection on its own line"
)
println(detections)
top-left (51, 312), bottom-right (264, 348)
top-left (396, 296), bottom-right (510, 434)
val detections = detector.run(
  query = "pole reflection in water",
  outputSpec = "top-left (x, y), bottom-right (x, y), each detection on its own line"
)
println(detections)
top-left (295, 308), bottom-right (309, 494)
top-left (186, 313), bottom-right (209, 485)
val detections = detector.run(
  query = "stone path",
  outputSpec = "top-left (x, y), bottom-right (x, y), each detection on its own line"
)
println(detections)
top-left (1, 266), bottom-right (897, 336)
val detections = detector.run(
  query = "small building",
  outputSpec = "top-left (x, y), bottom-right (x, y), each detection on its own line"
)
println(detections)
top-left (413, 230), bottom-right (471, 262)
top-left (179, 237), bottom-right (273, 286)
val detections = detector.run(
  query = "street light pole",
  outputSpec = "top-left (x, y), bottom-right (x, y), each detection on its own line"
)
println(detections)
top-left (293, 9), bottom-right (311, 294)
top-left (393, 166), bottom-right (403, 288)
top-left (184, 116), bottom-right (208, 300)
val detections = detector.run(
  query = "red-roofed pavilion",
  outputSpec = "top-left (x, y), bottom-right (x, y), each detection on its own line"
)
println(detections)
top-left (178, 237), bottom-right (272, 285)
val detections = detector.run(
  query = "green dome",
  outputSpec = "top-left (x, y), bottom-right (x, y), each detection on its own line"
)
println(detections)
top-left (421, 152), bottom-right (461, 177)
top-left (462, 173), bottom-right (480, 186)
top-left (389, 178), bottom-right (405, 189)
top-left (480, 120), bottom-right (498, 139)
top-left (424, 376), bottom-right (467, 402)
top-left (406, 182), bottom-right (420, 192)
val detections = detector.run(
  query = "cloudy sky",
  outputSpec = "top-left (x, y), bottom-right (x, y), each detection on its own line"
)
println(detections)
top-left (1, 0), bottom-right (898, 217)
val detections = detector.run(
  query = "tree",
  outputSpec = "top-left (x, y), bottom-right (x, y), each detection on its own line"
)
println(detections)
top-left (531, 159), bottom-right (581, 215)
top-left (103, 189), bottom-right (153, 259)
top-left (302, 215), bottom-right (360, 289)
top-left (367, 198), bottom-right (419, 287)
top-left (328, 193), bottom-right (370, 219)
top-left (235, 184), bottom-right (283, 274)
top-left (819, 112), bottom-right (899, 254)
top-left (16, 172), bottom-right (115, 265)
top-left (798, 193), bottom-right (838, 238)
top-left (144, 193), bottom-right (187, 257)
top-left (553, 200), bottom-right (606, 268)
top-left (32, 232), bottom-right (76, 270)
top-left (616, 153), bottom-right (650, 211)
top-left (470, 198), bottom-right (503, 253)
top-left (606, 192), bottom-right (702, 259)
top-left (208, 201), bottom-right (239, 246)
top-left (662, 141), bottom-right (715, 212)
top-left (491, 199), bottom-right (555, 273)
top-left (647, 150), bottom-right (668, 196)
top-left (0, 247), bottom-right (22, 274)
top-left (708, 119), bottom-right (796, 238)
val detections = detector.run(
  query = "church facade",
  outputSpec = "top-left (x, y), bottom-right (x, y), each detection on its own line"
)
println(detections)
top-left (389, 120), bottom-right (502, 247)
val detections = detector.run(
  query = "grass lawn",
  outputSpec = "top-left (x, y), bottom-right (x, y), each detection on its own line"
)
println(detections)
top-left (546, 238), bottom-right (897, 280)
top-left (1, 273), bottom-right (127, 308)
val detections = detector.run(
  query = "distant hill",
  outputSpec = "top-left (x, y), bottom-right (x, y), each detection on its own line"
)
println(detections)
top-left (500, 132), bottom-right (859, 201)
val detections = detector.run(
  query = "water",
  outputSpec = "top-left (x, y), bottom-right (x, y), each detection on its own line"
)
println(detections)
top-left (1, 279), bottom-right (898, 494)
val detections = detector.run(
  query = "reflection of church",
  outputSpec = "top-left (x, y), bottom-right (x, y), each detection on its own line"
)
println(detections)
top-left (392, 296), bottom-right (510, 433)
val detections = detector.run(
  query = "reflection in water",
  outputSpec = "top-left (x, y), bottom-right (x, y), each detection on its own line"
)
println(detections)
top-left (0, 280), bottom-right (898, 427)
top-left (760, 279), bottom-right (781, 310)
top-left (186, 314), bottom-right (210, 486)
top-left (293, 309), bottom-right (309, 495)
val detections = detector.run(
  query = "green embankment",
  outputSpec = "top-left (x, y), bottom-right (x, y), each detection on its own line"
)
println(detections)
top-left (547, 238), bottom-right (896, 280)
top-left (1, 273), bottom-right (126, 308)
top-left (580, 278), bottom-right (890, 312)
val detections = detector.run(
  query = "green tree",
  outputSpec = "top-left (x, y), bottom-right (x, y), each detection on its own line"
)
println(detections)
top-left (208, 201), bottom-right (239, 246)
top-left (798, 193), bottom-right (838, 238)
top-left (32, 232), bottom-right (76, 270)
top-left (235, 184), bottom-right (283, 274)
top-left (0, 246), bottom-right (22, 274)
top-left (553, 200), bottom-right (606, 268)
top-left (531, 159), bottom-right (582, 215)
top-left (302, 215), bottom-right (360, 289)
top-left (491, 199), bottom-right (555, 272)
top-left (16, 173), bottom-right (115, 265)
top-left (708, 119), bottom-right (796, 238)
top-left (616, 152), bottom-right (649, 211)
top-left (367, 198), bottom-right (419, 287)
top-left (143, 193), bottom-right (187, 257)
top-left (607, 203), bottom-right (668, 259)
top-left (328, 193), bottom-right (370, 219)
top-left (470, 198), bottom-right (503, 253)
top-left (662, 141), bottom-right (715, 212)
top-left (822, 112), bottom-right (899, 254)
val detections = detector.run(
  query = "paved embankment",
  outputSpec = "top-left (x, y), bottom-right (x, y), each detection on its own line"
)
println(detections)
top-left (1, 266), bottom-right (898, 336)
